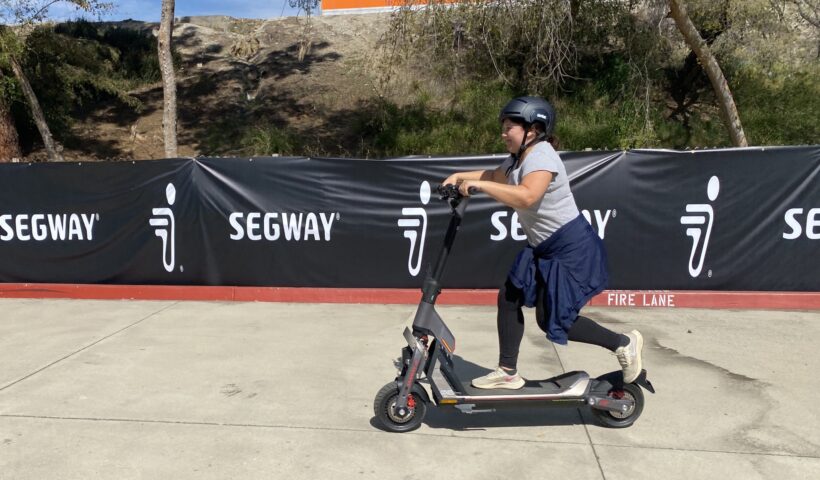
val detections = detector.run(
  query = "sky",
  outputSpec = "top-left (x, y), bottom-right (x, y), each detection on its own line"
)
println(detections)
top-left (45, 1), bottom-right (308, 22)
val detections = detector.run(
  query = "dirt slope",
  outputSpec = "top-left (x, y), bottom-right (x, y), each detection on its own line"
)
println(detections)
top-left (61, 14), bottom-right (391, 161)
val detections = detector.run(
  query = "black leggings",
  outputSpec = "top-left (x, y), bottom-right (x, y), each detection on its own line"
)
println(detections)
top-left (497, 278), bottom-right (624, 369)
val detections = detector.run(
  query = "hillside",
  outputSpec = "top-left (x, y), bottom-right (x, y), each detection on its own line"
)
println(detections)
top-left (12, 7), bottom-right (820, 161)
top-left (59, 14), bottom-right (390, 161)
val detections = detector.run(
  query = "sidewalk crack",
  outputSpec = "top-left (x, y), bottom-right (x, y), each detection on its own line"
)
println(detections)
top-left (0, 302), bottom-right (179, 393)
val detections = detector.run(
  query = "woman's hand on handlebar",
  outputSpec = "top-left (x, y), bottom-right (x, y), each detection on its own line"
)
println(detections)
top-left (458, 180), bottom-right (481, 196)
top-left (440, 174), bottom-right (479, 198)
top-left (443, 173), bottom-right (462, 187)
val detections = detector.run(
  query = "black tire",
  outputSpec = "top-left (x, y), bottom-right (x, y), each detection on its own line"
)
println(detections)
top-left (591, 382), bottom-right (645, 428)
top-left (373, 382), bottom-right (427, 433)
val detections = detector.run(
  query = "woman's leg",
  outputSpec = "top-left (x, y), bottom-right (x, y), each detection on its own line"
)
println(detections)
top-left (533, 281), bottom-right (644, 382)
top-left (497, 278), bottom-right (526, 370)
top-left (471, 279), bottom-right (527, 390)
top-left (567, 315), bottom-right (644, 383)
top-left (567, 316), bottom-right (628, 352)
top-left (530, 276), bottom-right (625, 351)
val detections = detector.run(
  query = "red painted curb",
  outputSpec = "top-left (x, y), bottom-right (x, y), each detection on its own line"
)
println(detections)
top-left (0, 283), bottom-right (819, 310)
top-left (588, 290), bottom-right (820, 310)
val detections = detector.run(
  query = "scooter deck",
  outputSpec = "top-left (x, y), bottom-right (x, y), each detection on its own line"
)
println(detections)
top-left (456, 371), bottom-right (589, 398)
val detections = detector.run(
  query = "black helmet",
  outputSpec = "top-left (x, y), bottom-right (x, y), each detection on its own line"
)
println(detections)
top-left (499, 96), bottom-right (556, 136)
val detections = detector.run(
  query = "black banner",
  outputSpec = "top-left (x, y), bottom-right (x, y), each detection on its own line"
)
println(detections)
top-left (0, 146), bottom-right (817, 291)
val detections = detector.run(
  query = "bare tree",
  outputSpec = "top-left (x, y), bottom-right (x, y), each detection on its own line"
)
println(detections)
top-left (9, 54), bottom-right (65, 161)
top-left (791, 0), bottom-right (820, 27)
top-left (1, 1), bottom-right (111, 161)
top-left (6, 46), bottom-right (62, 160)
top-left (668, 0), bottom-right (748, 147)
top-left (158, 0), bottom-right (177, 157)
top-left (290, 0), bottom-right (319, 61)
top-left (381, 0), bottom-right (577, 93)
top-left (788, 0), bottom-right (820, 56)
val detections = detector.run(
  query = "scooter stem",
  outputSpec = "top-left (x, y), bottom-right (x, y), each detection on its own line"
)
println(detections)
top-left (421, 196), bottom-right (470, 305)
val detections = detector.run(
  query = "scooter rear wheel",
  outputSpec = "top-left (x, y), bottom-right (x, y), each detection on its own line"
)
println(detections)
top-left (373, 382), bottom-right (427, 433)
top-left (591, 382), bottom-right (645, 428)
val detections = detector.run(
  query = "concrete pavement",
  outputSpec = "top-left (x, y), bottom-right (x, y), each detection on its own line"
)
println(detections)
top-left (0, 298), bottom-right (818, 479)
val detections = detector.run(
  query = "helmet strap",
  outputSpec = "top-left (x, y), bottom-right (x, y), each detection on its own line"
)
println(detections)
top-left (516, 124), bottom-right (546, 160)
top-left (505, 122), bottom-right (547, 176)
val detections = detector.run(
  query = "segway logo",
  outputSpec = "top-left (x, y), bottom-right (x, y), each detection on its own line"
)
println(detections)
top-left (783, 208), bottom-right (820, 239)
top-left (398, 181), bottom-right (430, 277)
top-left (680, 176), bottom-right (720, 278)
top-left (0, 213), bottom-right (99, 241)
top-left (149, 183), bottom-right (177, 273)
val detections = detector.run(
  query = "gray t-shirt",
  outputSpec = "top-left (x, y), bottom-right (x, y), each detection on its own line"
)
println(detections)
top-left (500, 142), bottom-right (580, 246)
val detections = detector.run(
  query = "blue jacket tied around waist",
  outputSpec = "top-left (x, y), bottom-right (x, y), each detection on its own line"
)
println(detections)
top-left (507, 214), bottom-right (609, 345)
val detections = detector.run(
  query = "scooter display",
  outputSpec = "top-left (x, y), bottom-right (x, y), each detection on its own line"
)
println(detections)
top-left (373, 184), bottom-right (655, 433)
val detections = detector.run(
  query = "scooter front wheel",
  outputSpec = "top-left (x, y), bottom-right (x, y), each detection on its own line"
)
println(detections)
top-left (591, 382), bottom-right (645, 428)
top-left (373, 382), bottom-right (427, 433)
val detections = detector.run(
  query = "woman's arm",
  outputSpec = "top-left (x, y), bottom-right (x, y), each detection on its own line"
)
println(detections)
top-left (459, 170), bottom-right (553, 210)
top-left (444, 167), bottom-right (508, 186)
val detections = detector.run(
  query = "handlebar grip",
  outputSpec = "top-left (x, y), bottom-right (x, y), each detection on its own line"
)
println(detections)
top-left (435, 183), bottom-right (479, 199)
top-left (436, 184), bottom-right (459, 198)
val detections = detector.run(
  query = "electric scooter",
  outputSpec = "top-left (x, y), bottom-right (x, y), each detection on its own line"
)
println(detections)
top-left (373, 184), bottom-right (655, 433)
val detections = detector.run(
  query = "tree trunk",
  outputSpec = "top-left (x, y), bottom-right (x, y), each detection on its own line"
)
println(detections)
top-left (9, 56), bottom-right (64, 161)
top-left (158, 0), bottom-right (178, 158)
top-left (0, 99), bottom-right (22, 162)
top-left (668, 0), bottom-right (748, 147)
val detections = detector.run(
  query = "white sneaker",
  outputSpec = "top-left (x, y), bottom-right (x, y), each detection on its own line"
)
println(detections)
top-left (615, 330), bottom-right (644, 383)
top-left (471, 367), bottom-right (525, 390)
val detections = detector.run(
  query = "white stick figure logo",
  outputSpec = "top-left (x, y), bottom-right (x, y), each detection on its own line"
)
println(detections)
top-left (681, 176), bottom-right (720, 278)
top-left (398, 181), bottom-right (431, 277)
top-left (149, 183), bottom-right (176, 273)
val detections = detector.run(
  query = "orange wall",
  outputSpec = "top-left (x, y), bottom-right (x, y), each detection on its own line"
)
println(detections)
top-left (322, 0), bottom-right (453, 11)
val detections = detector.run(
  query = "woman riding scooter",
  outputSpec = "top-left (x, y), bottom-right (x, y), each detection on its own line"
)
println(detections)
top-left (443, 96), bottom-right (644, 389)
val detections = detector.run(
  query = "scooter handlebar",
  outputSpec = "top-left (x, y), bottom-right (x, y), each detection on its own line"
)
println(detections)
top-left (436, 184), bottom-right (478, 200)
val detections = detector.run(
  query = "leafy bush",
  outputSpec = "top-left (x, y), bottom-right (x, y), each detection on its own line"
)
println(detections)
top-left (240, 124), bottom-right (298, 156)
top-left (375, 1), bottom-right (819, 152)
top-left (733, 64), bottom-right (820, 146)
top-left (351, 82), bottom-right (510, 157)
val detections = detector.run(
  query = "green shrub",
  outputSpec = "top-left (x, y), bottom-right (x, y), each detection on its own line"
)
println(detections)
top-left (351, 82), bottom-right (511, 157)
top-left (733, 64), bottom-right (820, 146)
top-left (240, 124), bottom-right (298, 156)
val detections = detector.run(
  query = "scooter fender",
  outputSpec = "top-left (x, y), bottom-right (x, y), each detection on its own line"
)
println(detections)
top-left (593, 369), bottom-right (655, 394)
top-left (393, 379), bottom-right (431, 407)
top-left (411, 382), bottom-right (431, 404)
top-left (634, 370), bottom-right (655, 394)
